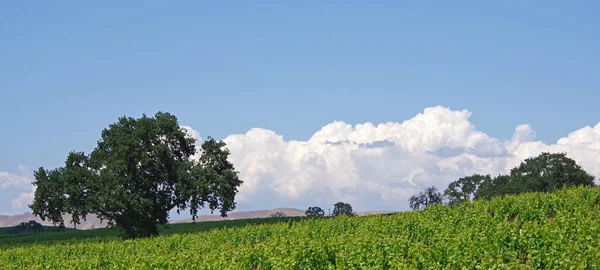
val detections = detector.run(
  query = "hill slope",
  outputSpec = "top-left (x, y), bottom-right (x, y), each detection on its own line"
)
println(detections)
top-left (169, 208), bottom-right (307, 224)
top-left (0, 213), bottom-right (106, 230)
top-left (0, 208), bottom-right (308, 230)
top-left (0, 208), bottom-right (394, 230)
top-left (1, 186), bottom-right (599, 269)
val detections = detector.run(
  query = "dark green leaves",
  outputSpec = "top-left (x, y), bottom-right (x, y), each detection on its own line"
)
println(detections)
top-left (188, 137), bottom-right (243, 220)
top-left (30, 112), bottom-right (243, 239)
top-left (30, 167), bottom-right (66, 227)
top-left (445, 152), bottom-right (596, 204)
top-left (409, 186), bottom-right (443, 210)
top-left (444, 174), bottom-right (490, 205)
top-left (305, 206), bottom-right (325, 217)
top-left (509, 152), bottom-right (595, 192)
top-left (332, 202), bottom-right (354, 216)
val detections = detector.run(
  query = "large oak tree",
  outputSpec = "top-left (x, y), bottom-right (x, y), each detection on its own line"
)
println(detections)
top-left (30, 112), bottom-right (243, 238)
top-left (447, 152), bottom-right (596, 202)
top-left (507, 152), bottom-right (595, 192)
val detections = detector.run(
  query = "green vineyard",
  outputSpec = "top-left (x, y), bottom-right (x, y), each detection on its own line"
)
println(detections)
top-left (2, 186), bottom-right (600, 269)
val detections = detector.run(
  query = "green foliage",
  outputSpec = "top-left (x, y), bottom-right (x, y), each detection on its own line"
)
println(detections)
top-left (305, 206), bottom-right (325, 217)
top-left (30, 112), bottom-right (243, 239)
top-left (444, 174), bottom-right (490, 206)
top-left (0, 225), bottom-right (74, 239)
top-left (2, 186), bottom-right (600, 268)
top-left (446, 152), bottom-right (596, 203)
top-left (409, 186), bottom-right (443, 210)
top-left (0, 216), bottom-right (306, 249)
top-left (9, 220), bottom-right (44, 234)
top-left (332, 202), bottom-right (354, 216)
top-left (476, 174), bottom-right (517, 200)
top-left (509, 152), bottom-right (595, 192)
top-left (30, 168), bottom-right (69, 227)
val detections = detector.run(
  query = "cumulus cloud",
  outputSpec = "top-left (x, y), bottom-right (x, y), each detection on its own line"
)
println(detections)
top-left (181, 125), bottom-right (202, 143)
top-left (11, 186), bottom-right (35, 209)
top-left (507, 122), bottom-right (600, 177)
top-left (193, 106), bottom-right (600, 212)
top-left (3, 106), bottom-right (600, 214)
top-left (0, 165), bottom-right (32, 190)
top-left (0, 165), bottom-right (35, 212)
top-left (181, 125), bottom-right (204, 160)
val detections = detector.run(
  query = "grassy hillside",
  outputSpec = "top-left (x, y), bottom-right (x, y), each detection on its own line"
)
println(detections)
top-left (0, 216), bottom-right (307, 249)
top-left (2, 186), bottom-right (599, 269)
top-left (0, 226), bottom-right (64, 235)
top-left (0, 225), bottom-right (77, 239)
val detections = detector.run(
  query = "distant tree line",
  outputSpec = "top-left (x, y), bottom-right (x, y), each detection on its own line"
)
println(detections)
top-left (409, 152), bottom-right (596, 210)
top-left (305, 201), bottom-right (356, 218)
top-left (305, 152), bottom-right (595, 216)
top-left (7, 220), bottom-right (45, 234)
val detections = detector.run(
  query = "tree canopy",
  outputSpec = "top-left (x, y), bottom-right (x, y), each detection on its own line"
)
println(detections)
top-left (444, 152), bottom-right (595, 204)
top-left (12, 220), bottom-right (44, 234)
top-left (30, 112), bottom-right (243, 238)
top-left (332, 202), bottom-right (354, 216)
top-left (305, 206), bottom-right (325, 217)
top-left (508, 152), bottom-right (595, 192)
top-left (444, 174), bottom-right (491, 206)
top-left (408, 186), bottom-right (443, 210)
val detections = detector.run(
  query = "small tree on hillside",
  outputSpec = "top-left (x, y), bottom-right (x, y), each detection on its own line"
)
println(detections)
top-left (305, 206), bottom-right (325, 217)
top-left (332, 202), bottom-right (354, 216)
top-left (409, 186), bottom-right (443, 210)
top-left (444, 174), bottom-right (491, 206)
top-left (14, 220), bottom-right (44, 233)
top-left (270, 211), bottom-right (286, 217)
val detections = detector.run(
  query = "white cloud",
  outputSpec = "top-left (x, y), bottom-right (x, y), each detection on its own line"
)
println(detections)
top-left (182, 125), bottom-right (202, 143)
top-left (0, 166), bottom-right (35, 212)
top-left (507, 121), bottom-right (600, 177)
top-left (12, 186), bottom-right (35, 209)
top-left (2, 106), bottom-right (600, 214)
top-left (205, 106), bottom-right (600, 212)
top-left (0, 166), bottom-right (32, 190)
top-left (182, 125), bottom-right (204, 160)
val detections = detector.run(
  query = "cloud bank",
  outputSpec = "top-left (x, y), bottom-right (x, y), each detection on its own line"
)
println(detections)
top-left (213, 106), bottom-right (600, 212)
top-left (1, 166), bottom-right (36, 213)
top-left (2, 106), bottom-right (599, 214)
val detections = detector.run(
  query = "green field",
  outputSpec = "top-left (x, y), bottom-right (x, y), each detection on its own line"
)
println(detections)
top-left (0, 216), bottom-right (307, 249)
top-left (0, 225), bottom-right (75, 236)
top-left (2, 186), bottom-right (600, 269)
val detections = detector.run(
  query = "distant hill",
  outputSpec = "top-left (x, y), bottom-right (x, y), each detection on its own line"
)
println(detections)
top-left (0, 213), bottom-right (107, 230)
top-left (169, 208), bottom-right (307, 224)
top-left (0, 208), bottom-right (308, 230)
top-left (0, 208), bottom-right (398, 230)
top-left (356, 210), bottom-right (397, 216)
top-left (0, 225), bottom-right (76, 235)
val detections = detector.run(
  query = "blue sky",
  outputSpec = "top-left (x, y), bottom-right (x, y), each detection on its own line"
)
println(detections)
top-left (1, 1), bottom-right (600, 216)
